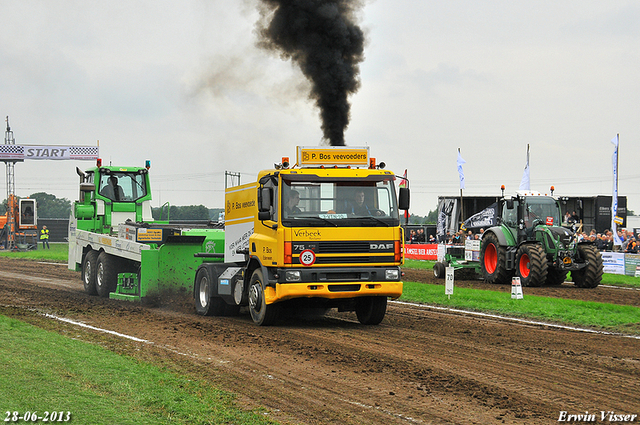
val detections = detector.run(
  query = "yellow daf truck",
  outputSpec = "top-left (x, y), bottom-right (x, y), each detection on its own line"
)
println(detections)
top-left (194, 146), bottom-right (410, 325)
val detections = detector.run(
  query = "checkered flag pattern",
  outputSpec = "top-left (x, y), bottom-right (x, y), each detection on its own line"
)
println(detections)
top-left (70, 146), bottom-right (99, 160)
top-left (0, 144), bottom-right (25, 160)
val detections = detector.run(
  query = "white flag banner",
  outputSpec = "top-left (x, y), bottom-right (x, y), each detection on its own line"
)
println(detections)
top-left (457, 150), bottom-right (466, 190)
top-left (611, 134), bottom-right (622, 246)
top-left (519, 145), bottom-right (530, 191)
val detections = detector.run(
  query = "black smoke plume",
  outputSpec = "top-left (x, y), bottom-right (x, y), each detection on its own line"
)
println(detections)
top-left (256, 0), bottom-right (365, 146)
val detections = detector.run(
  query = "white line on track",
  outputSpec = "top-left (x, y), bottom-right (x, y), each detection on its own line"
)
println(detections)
top-left (600, 284), bottom-right (640, 291)
top-left (390, 300), bottom-right (640, 340)
top-left (43, 313), bottom-right (150, 342)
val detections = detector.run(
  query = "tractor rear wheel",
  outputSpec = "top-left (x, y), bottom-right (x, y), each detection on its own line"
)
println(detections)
top-left (95, 252), bottom-right (119, 297)
top-left (480, 232), bottom-right (512, 284)
top-left (355, 296), bottom-right (387, 325)
top-left (572, 245), bottom-right (603, 288)
top-left (82, 250), bottom-right (99, 295)
top-left (248, 269), bottom-right (280, 326)
top-left (515, 244), bottom-right (548, 287)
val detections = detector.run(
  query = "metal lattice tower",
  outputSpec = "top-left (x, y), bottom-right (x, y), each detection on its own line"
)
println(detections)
top-left (4, 116), bottom-right (16, 250)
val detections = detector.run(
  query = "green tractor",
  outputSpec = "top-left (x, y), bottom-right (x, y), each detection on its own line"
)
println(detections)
top-left (480, 191), bottom-right (603, 288)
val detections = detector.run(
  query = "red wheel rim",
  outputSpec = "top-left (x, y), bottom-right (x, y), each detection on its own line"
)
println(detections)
top-left (519, 253), bottom-right (530, 278)
top-left (484, 243), bottom-right (497, 274)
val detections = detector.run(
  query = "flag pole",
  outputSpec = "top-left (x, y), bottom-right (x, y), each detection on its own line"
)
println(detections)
top-left (459, 148), bottom-right (464, 230)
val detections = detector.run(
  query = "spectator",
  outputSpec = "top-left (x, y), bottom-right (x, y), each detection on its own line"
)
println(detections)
top-left (452, 231), bottom-right (464, 245)
top-left (625, 237), bottom-right (638, 254)
top-left (417, 229), bottom-right (426, 243)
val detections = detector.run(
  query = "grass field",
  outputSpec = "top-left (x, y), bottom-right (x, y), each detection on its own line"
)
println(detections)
top-left (0, 315), bottom-right (275, 425)
top-left (0, 242), bottom-right (68, 262)
top-left (400, 281), bottom-right (640, 335)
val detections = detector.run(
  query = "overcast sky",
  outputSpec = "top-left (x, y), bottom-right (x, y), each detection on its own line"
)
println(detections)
top-left (2, 1), bottom-right (639, 216)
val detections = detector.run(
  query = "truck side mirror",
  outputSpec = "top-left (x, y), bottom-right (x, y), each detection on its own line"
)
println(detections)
top-left (258, 187), bottom-right (272, 213)
top-left (506, 199), bottom-right (514, 209)
top-left (398, 188), bottom-right (410, 210)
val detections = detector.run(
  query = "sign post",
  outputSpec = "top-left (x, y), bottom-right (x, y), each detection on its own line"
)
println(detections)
top-left (511, 277), bottom-right (524, 300)
top-left (445, 266), bottom-right (454, 299)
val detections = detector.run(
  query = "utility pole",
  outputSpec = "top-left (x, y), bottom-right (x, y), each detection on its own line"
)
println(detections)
top-left (225, 171), bottom-right (241, 189)
top-left (3, 116), bottom-right (20, 250)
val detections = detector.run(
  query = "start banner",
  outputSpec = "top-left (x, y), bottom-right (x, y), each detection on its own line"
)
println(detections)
top-left (0, 145), bottom-right (99, 160)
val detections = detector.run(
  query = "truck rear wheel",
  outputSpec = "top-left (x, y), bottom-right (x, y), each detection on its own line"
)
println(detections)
top-left (248, 269), bottom-right (279, 326)
top-left (194, 267), bottom-right (240, 316)
top-left (95, 252), bottom-right (119, 298)
top-left (480, 233), bottom-right (512, 284)
top-left (433, 262), bottom-right (446, 279)
top-left (355, 296), bottom-right (387, 325)
top-left (515, 244), bottom-right (548, 287)
top-left (572, 245), bottom-right (603, 288)
top-left (82, 250), bottom-right (98, 296)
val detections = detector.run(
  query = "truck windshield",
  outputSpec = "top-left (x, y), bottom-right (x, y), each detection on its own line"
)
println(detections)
top-left (281, 177), bottom-right (399, 227)
top-left (98, 172), bottom-right (147, 202)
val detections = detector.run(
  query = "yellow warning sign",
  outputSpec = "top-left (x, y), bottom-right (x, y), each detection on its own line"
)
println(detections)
top-left (137, 228), bottom-right (163, 242)
top-left (297, 146), bottom-right (369, 167)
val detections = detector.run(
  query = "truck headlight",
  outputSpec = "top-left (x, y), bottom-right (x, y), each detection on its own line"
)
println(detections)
top-left (385, 269), bottom-right (399, 280)
top-left (285, 271), bottom-right (301, 282)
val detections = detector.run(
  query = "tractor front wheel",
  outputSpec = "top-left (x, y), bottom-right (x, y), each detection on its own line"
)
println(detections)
top-left (572, 245), bottom-right (603, 288)
top-left (480, 232), bottom-right (512, 284)
top-left (515, 244), bottom-right (548, 287)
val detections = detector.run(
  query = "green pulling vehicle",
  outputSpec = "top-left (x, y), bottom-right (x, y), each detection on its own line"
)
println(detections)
top-left (434, 190), bottom-right (603, 288)
top-left (68, 162), bottom-right (225, 301)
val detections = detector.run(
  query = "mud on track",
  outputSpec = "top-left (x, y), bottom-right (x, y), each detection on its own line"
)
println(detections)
top-left (1, 257), bottom-right (639, 424)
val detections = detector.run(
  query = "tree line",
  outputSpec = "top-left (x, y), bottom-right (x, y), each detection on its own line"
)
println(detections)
top-left (1, 193), bottom-right (223, 221)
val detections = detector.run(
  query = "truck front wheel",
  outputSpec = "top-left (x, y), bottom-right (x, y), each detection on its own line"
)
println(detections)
top-left (355, 296), bottom-right (387, 325)
top-left (515, 244), bottom-right (548, 287)
top-left (248, 269), bottom-right (279, 326)
top-left (82, 250), bottom-right (98, 296)
top-left (95, 252), bottom-right (119, 298)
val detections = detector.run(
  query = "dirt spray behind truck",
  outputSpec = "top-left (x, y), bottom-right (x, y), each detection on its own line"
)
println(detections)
top-left (194, 146), bottom-right (410, 325)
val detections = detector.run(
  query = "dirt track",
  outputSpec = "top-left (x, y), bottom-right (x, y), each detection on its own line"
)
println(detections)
top-left (1, 257), bottom-right (639, 424)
